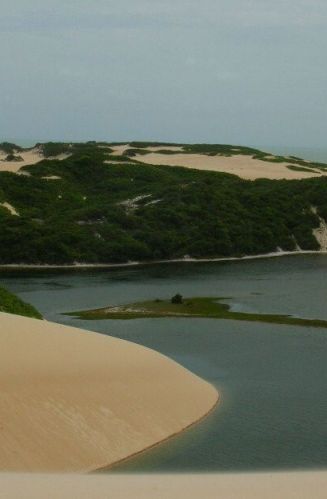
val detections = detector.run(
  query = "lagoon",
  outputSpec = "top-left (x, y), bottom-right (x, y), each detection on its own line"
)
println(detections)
top-left (2, 255), bottom-right (327, 471)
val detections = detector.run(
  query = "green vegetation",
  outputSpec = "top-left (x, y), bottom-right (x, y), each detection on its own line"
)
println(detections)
top-left (5, 153), bottom-right (23, 162)
top-left (38, 142), bottom-right (72, 158)
top-left (171, 293), bottom-right (183, 304)
top-left (0, 285), bottom-right (42, 319)
top-left (0, 142), bottom-right (22, 154)
top-left (1, 141), bottom-right (327, 265)
top-left (37, 142), bottom-right (114, 158)
top-left (287, 165), bottom-right (317, 173)
top-left (183, 144), bottom-right (264, 156)
top-left (68, 296), bottom-right (327, 328)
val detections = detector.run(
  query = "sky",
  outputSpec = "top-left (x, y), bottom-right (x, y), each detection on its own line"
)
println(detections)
top-left (1, 0), bottom-right (327, 147)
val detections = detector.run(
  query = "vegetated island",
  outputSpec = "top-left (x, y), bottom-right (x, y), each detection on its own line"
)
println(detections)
top-left (2, 141), bottom-right (327, 266)
top-left (69, 295), bottom-right (327, 329)
top-left (0, 285), bottom-right (42, 319)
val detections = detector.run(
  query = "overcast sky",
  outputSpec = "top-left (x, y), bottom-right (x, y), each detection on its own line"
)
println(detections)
top-left (1, 0), bottom-right (327, 147)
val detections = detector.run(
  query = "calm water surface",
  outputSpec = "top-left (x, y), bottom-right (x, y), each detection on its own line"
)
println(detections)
top-left (2, 254), bottom-right (327, 472)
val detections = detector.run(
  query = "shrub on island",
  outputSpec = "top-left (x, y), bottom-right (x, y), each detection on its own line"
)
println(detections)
top-left (171, 294), bottom-right (183, 304)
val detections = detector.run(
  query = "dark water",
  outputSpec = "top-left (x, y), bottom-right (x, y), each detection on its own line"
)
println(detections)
top-left (2, 254), bottom-right (327, 472)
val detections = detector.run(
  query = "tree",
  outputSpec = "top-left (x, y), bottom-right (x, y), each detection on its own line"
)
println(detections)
top-left (171, 293), bottom-right (183, 304)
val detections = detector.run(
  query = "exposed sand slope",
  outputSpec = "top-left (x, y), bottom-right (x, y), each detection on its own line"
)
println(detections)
top-left (133, 152), bottom-right (326, 180)
top-left (0, 149), bottom-right (70, 173)
top-left (0, 202), bottom-right (19, 216)
top-left (111, 144), bottom-right (131, 155)
top-left (0, 312), bottom-right (217, 472)
top-left (2, 472), bottom-right (327, 499)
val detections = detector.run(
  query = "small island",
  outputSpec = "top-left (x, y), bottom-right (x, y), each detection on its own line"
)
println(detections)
top-left (68, 295), bottom-right (327, 329)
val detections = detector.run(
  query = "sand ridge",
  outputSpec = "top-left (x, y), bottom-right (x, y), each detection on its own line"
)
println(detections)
top-left (0, 312), bottom-right (218, 472)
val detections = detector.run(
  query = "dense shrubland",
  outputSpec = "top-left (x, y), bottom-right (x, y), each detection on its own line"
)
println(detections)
top-left (0, 285), bottom-right (42, 318)
top-left (0, 142), bottom-right (326, 264)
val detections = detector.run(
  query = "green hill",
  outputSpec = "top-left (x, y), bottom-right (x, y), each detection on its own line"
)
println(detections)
top-left (0, 142), bottom-right (327, 265)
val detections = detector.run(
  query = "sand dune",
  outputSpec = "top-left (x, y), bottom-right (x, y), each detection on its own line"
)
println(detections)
top-left (0, 312), bottom-right (217, 472)
top-left (1, 143), bottom-right (323, 180)
top-left (1, 472), bottom-right (327, 499)
top-left (0, 149), bottom-right (70, 174)
top-left (132, 152), bottom-right (326, 180)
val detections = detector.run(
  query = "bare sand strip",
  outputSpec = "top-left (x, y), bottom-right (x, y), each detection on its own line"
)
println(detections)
top-left (1, 249), bottom-right (327, 271)
top-left (0, 312), bottom-right (218, 472)
top-left (0, 202), bottom-right (19, 216)
top-left (1, 472), bottom-right (327, 499)
top-left (133, 152), bottom-right (326, 180)
top-left (0, 149), bottom-right (70, 174)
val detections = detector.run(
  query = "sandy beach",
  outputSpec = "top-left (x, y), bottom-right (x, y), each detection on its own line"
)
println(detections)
top-left (1, 472), bottom-right (327, 498)
top-left (0, 312), bottom-right (217, 472)
top-left (1, 249), bottom-right (327, 271)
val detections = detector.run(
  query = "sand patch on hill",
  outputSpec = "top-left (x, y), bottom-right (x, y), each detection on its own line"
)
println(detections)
top-left (0, 202), bottom-right (19, 216)
top-left (132, 152), bottom-right (325, 180)
top-left (0, 312), bottom-right (217, 472)
top-left (0, 149), bottom-right (70, 173)
top-left (41, 175), bottom-right (62, 180)
top-left (311, 207), bottom-right (327, 251)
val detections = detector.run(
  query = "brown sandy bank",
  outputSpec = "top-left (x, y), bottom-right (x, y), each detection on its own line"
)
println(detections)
top-left (1, 472), bottom-right (326, 498)
top-left (0, 312), bottom-right (218, 472)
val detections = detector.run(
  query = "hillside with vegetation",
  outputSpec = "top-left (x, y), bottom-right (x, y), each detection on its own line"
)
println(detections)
top-left (0, 285), bottom-right (42, 318)
top-left (1, 141), bottom-right (327, 264)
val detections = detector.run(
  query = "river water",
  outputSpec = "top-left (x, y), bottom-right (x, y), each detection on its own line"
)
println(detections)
top-left (2, 254), bottom-right (327, 472)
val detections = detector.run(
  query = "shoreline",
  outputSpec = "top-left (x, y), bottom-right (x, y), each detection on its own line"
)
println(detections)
top-left (0, 250), bottom-right (326, 271)
top-left (96, 393), bottom-right (219, 473)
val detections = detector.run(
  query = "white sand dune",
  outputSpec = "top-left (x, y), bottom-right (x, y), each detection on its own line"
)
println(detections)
top-left (132, 152), bottom-right (326, 180)
top-left (0, 149), bottom-right (70, 174)
top-left (0, 312), bottom-right (218, 472)
top-left (1, 472), bottom-right (327, 499)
